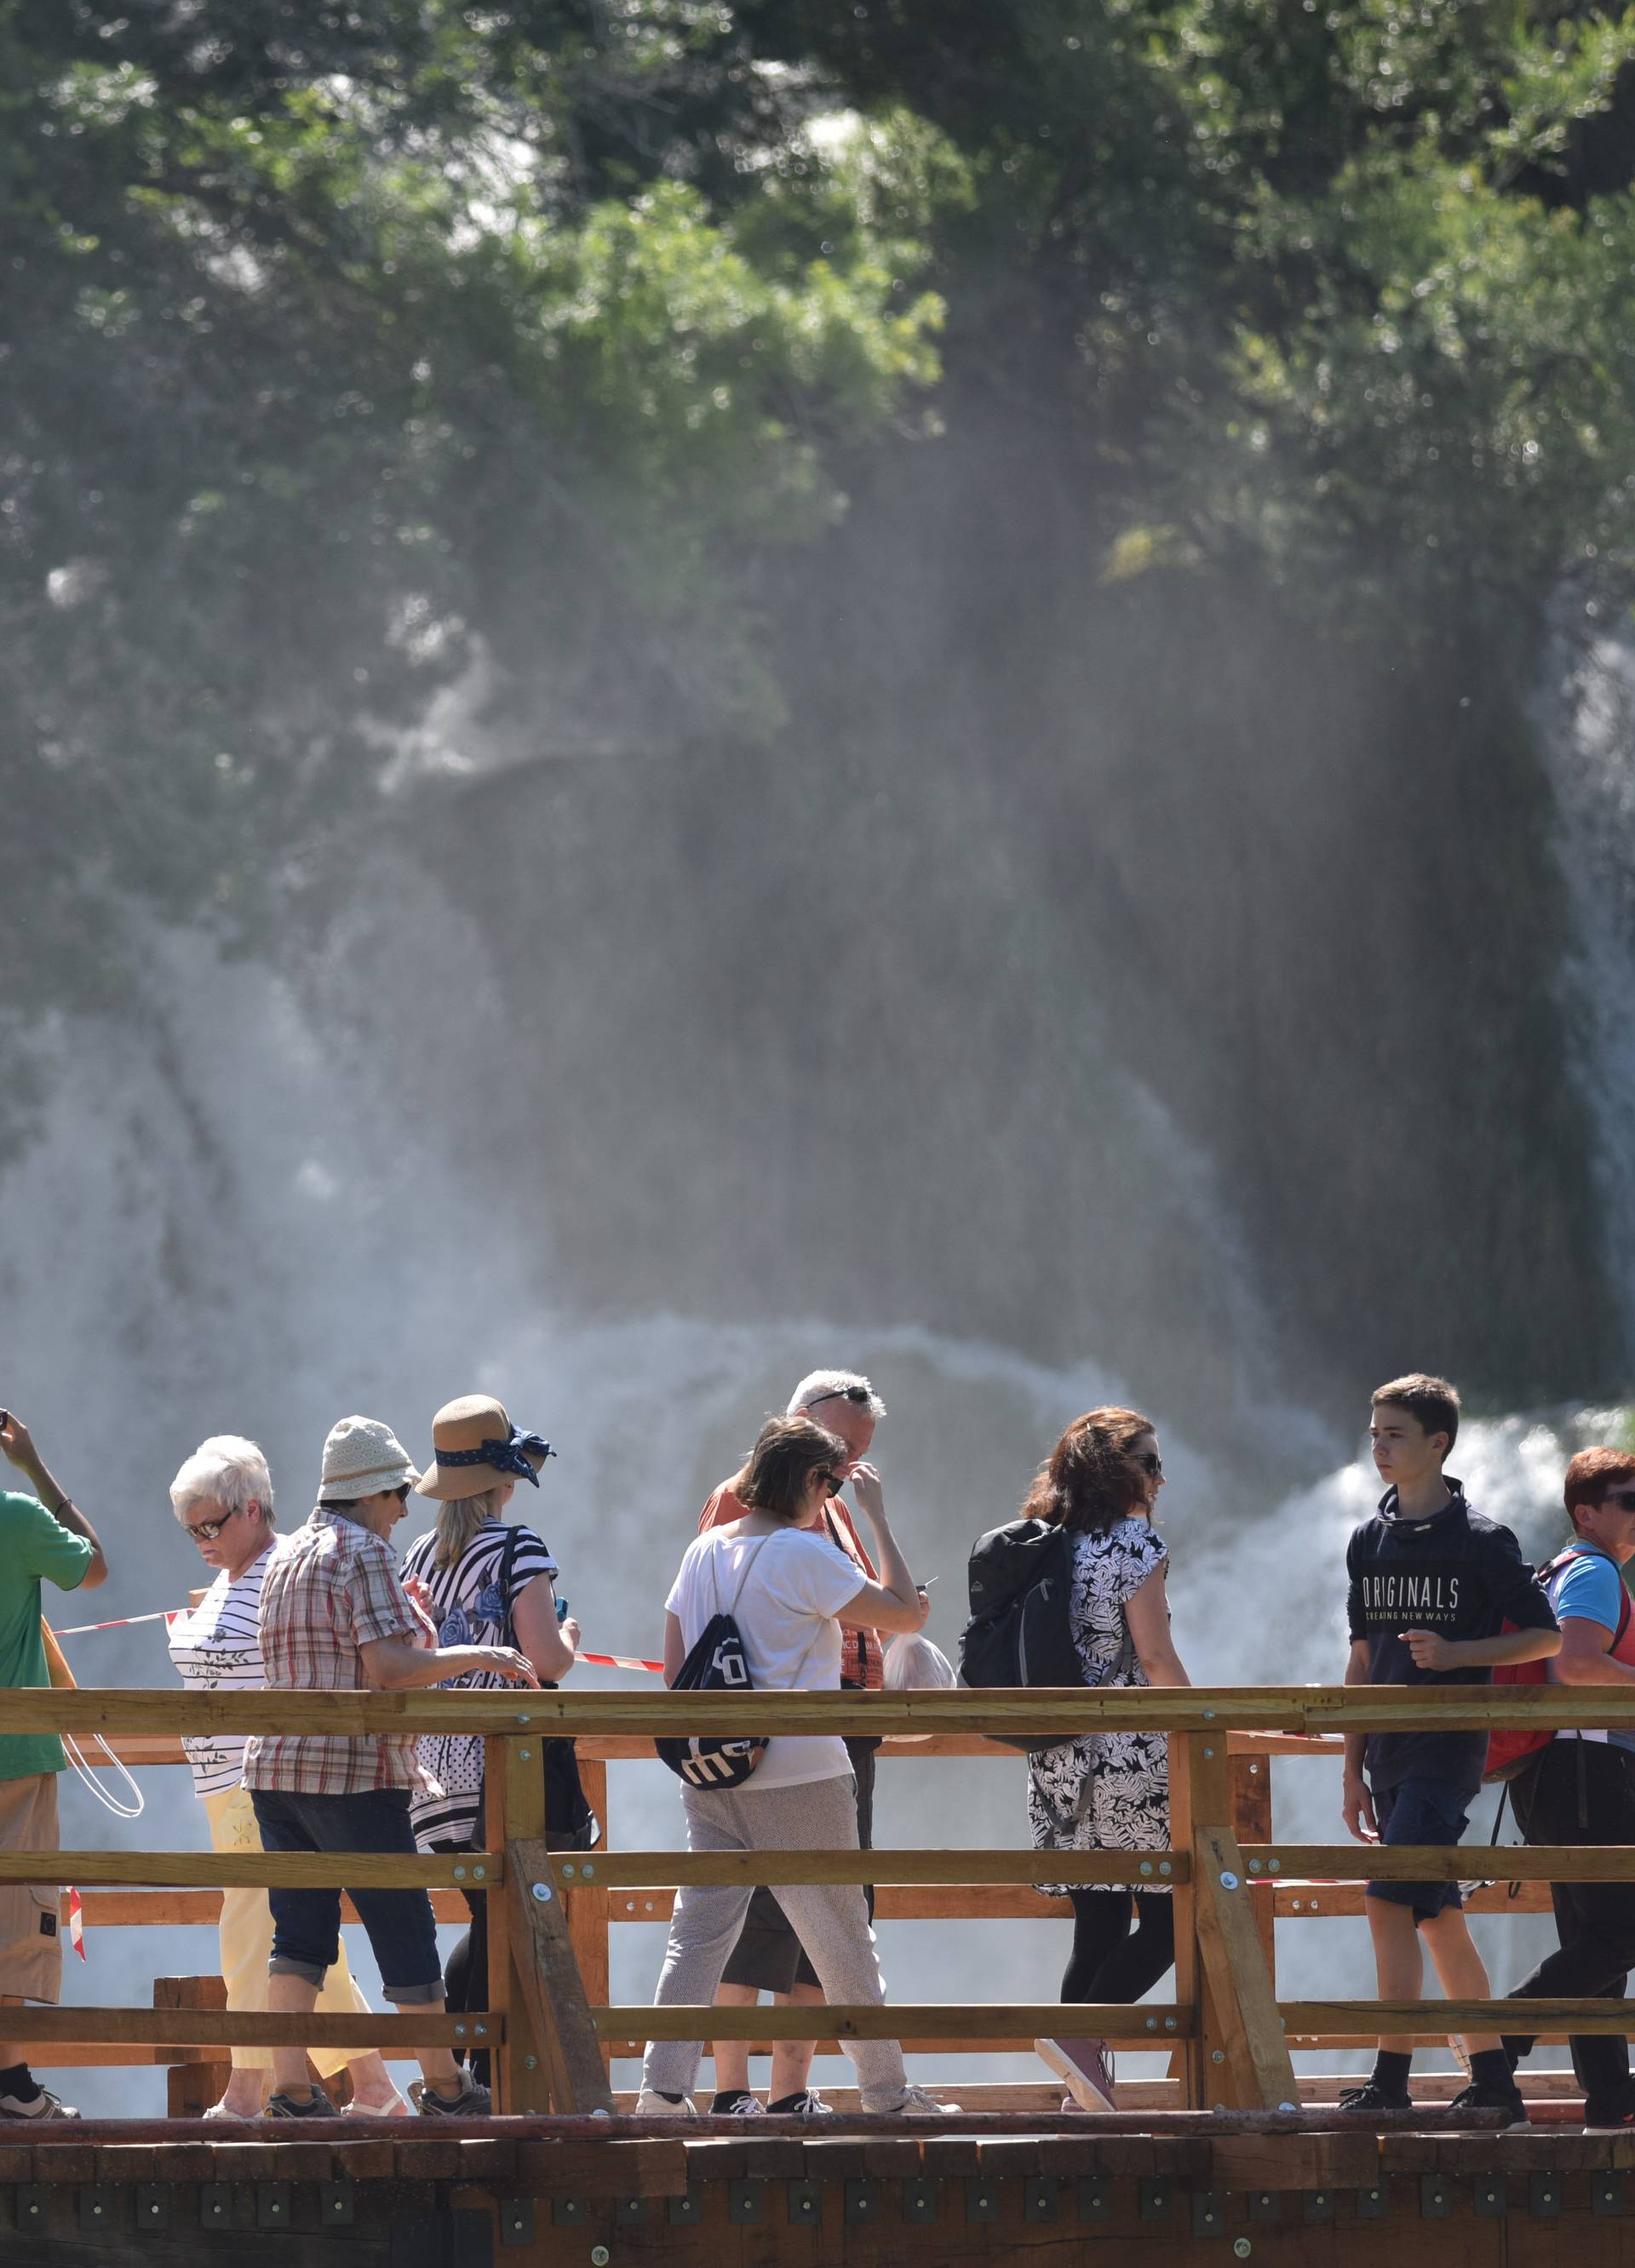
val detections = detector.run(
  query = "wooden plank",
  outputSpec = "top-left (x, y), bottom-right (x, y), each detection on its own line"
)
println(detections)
top-left (565, 1848), bottom-right (1186, 1887)
top-left (7, 2009), bottom-right (491, 2047)
top-left (504, 1836), bottom-right (615, 2114)
top-left (1211, 2131), bottom-right (1380, 2190)
top-left (1191, 1824), bottom-right (1299, 2110)
top-left (1247, 1845), bottom-right (1635, 1882)
top-left (14, 1681), bottom-right (1635, 1736)
top-left (0, 1850), bottom-right (499, 1888)
top-left (605, 1887), bottom-right (1077, 1923)
top-left (1282, 1999), bottom-right (1635, 2034)
top-left (67, 1887), bottom-right (473, 1927)
top-left (599, 2002), bottom-right (1192, 2040)
top-left (512, 2137), bottom-right (689, 2195)
top-left (1271, 1881), bottom-right (1554, 1917)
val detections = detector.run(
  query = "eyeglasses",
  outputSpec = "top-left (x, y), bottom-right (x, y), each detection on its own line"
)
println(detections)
top-left (813, 1470), bottom-right (846, 1496)
top-left (1134, 1452), bottom-right (1164, 1479)
top-left (1602, 1489), bottom-right (1635, 1513)
top-left (806, 1387), bottom-right (872, 1410)
top-left (184, 1508), bottom-right (240, 1544)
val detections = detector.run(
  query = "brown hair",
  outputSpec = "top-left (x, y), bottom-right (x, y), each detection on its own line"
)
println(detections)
top-left (1565, 1447), bottom-right (1635, 1530)
top-left (1022, 1406), bottom-right (1157, 1537)
top-left (738, 1415), bottom-right (848, 1526)
top-left (1372, 1373), bottom-right (1461, 1453)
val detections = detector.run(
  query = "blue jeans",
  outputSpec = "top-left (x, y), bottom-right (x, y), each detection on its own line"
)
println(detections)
top-left (250, 1786), bottom-right (443, 2002)
top-left (1368, 1776), bottom-right (1474, 1923)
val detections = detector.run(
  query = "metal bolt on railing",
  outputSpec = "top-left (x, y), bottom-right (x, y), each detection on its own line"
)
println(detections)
top-left (1145, 2017), bottom-right (1158, 2030)
top-left (453, 1865), bottom-right (467, 1881)
top-left (518, 1748), bottom-right (532, 1761)
top-left (532, 1881), bottom-right (554, 1904)
top-left (1219, 1872), bottom-right (1239, 1891)
top-left (1159, 1861), bottom-right (1172, 1876)
top-left (562, 1864), bottom-right (577, 1880)
top-left (1212, 2051), bottom-right (1225, 2065)
top-left (591, 2250), bottom-right (611, 2266)
top-left (472, 1865), bottom-right (486, 1881)
top-left (1235, 2238), bottom-right (1253, 2258)
top-left (524, 2056), bottom-right (537, 2071)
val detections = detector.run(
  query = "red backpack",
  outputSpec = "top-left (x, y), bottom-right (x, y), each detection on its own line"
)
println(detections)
top-left (1484, 1546), bottom-right (1632, 1783)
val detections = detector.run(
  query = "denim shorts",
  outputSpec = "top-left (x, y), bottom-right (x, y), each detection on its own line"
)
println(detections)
top-left (1368, 1777), bottom-right (1474, 1922)
top-left (250, 1786), bottom-right (443, 2002)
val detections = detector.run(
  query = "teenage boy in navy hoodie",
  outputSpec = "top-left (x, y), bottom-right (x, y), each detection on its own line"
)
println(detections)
top-left (1340, 1374), bottom-right (1559, 2119)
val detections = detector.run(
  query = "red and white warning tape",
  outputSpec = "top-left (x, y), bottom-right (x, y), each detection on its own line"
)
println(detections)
top-left (49, 1607), bottom-right (662, 1674)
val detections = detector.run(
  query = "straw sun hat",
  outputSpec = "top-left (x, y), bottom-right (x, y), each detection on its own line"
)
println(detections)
top-left (415, 1394), bottom-right (554, 1501)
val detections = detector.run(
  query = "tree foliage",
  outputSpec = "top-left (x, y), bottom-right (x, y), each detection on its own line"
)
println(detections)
top-left (4, 0), bottom-right (1635, 1024)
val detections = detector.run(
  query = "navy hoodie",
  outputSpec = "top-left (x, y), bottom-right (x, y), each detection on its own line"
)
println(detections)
top-left (1345, 1478), bottom-right (1557, 1793)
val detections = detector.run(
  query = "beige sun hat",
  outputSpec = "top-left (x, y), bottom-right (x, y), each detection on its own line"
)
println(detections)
top-left (415, 1394), bottom-right (554, 1501)
top-left (317, 1415), bottom-right (420, 1503)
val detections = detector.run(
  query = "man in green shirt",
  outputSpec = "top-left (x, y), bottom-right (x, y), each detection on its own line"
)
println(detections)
top-left (0, 1411), bottom-right (107, 2121)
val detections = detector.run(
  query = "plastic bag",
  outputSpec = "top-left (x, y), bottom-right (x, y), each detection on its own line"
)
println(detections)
top-left (881, 1632), bottom-right (957, 1739)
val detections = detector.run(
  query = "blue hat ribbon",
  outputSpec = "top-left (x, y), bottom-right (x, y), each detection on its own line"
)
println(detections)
top-left (435, 1427), bottom-right (554, 1485)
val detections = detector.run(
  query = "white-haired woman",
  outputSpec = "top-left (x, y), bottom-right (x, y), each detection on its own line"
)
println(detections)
top-left (167, 1435), bottom-right (407, 2117)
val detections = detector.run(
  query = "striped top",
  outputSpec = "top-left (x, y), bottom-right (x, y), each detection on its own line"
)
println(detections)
top-left (167, 1544), bottom-right (278, 1799)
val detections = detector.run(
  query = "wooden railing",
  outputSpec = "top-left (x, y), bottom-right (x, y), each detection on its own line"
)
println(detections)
top-left (5, 1684), bottom-right (1635, 2115)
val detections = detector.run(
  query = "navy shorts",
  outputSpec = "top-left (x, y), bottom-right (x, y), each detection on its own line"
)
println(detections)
top-left (251, 1786), bottom-right (444, 2002)
top-left (1368, 1777), bottom-right (1473, 1922)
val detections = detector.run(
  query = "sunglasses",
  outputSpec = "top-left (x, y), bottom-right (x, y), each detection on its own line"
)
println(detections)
top-left (185, 1507), bottom-right (240, 1544)
top-left (814, 1469), bottom-right (847, 1495)
top-left (1134, 1452), bottom-right (1164, 1479)
top-left (806, 1386), bottom-right (872, 1409)
top-left (1602, 1489), bottom-right (1635, 1513)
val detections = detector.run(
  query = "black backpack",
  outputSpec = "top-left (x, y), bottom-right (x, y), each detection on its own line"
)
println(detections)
top-left (959, 1518), bottom-right (1088, 1753)
top-left (657, 1536), bottom-right (779, 1791)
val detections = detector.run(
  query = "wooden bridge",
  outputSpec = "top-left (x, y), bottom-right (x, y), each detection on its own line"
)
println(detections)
top-left (3, 1681), bottom-right (1634, 2261)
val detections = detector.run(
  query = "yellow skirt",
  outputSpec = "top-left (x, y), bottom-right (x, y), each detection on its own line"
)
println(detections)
top-left (202, 1784), bottom-right (376, 2076)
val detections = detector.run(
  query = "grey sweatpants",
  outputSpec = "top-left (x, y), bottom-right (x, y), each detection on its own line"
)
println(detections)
top-left (640, 1772), bottom-right (907, 2105)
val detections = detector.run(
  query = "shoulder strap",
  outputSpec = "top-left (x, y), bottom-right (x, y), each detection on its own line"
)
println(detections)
top-left (714, 1531), bottom-right (774, 1622)
top-left (498, 1523), bottom-right (524, 1647)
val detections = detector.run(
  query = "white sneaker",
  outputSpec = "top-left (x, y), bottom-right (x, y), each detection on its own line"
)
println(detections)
top-left (634, 2088), bottom-right (698, 2116)
top-left (861, 2083), bottom-right (961, 2116)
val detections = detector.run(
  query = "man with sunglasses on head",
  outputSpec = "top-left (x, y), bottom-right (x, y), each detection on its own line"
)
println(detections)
top-left (696, 1370), bottom-right (897, 2116)
top-left (1501, 1448), bottom-right (1635, 2130)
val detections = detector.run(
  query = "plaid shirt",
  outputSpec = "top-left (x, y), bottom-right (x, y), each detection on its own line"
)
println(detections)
top-left (244, 1506), bottom-right (426, 1796)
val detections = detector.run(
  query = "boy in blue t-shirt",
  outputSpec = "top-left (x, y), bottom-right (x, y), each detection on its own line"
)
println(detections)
top-left (1502, 1446), bottom-right (1635, 2129)
top-left (1340, 1374), bottom-right (1558, 2120)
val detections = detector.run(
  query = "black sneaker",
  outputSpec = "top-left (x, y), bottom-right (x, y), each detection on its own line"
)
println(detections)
top-left (709, 2090), bottom-right (766, 2116)
top-left (1336, 2081), bottom-right (1412, 2112)
top-left (1449, 2079), bottom-right (1528, 2127)
top-left (417, 2071), bottom-right (492, 2117)
top-left (265, 2086), bottom-right (336, 2119)
top-left (1584, 2088), bottom-right (1635, 2132)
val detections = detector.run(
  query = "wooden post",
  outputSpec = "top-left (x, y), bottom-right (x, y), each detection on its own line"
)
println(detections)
top-left (504, 1837), bottom-right (615, 2114)
top-left (563, 1757), bottom-right (611, 2078)
top-left (1171, 1732), bottom-right (1298, 2111)
top-left (495, 1734), bottom-right (551, 2111)
top-left (1231, 1751), bottom-right (1276, 1984)
top-left (158, 1976), bottom-right (229, 2117)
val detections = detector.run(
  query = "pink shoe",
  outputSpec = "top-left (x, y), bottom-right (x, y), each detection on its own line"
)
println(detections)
top-left (1036, 2036), bottom-right (1116, 2114)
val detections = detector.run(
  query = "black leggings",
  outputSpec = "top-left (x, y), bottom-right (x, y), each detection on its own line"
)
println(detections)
top-left (1061, 1887), bottom-right (1175, 2005)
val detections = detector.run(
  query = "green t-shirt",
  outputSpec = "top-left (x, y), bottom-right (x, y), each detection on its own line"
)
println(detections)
top-left (0, 1488), bottom-right (94, 1780)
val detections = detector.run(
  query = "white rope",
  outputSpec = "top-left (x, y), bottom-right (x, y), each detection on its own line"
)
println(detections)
top-left (60, 1732), bottom-right (146, 1820)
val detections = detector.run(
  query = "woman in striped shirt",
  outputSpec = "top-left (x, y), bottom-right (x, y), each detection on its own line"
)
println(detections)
top-left (167, 1436), bottom-right (408, 2118)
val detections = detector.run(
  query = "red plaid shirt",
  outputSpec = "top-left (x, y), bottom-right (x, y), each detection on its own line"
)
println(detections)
top-left (244, 1507), bottom-right (426, 1795)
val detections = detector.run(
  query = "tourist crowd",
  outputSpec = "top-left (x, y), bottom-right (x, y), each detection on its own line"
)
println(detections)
top-left (0, 1367), bottom-right (1632, 2129)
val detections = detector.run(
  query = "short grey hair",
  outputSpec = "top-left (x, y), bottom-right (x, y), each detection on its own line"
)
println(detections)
top-left (169, 1435), bottom-right (276, 1528)
top-left (787, 1370), bottom-right (886, 1421)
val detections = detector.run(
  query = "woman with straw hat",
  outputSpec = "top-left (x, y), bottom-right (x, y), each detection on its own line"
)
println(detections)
top-left (404, 1395), bottom-right (583, 2079)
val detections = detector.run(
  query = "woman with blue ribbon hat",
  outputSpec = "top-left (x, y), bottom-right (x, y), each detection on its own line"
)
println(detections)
top-left (403, 1395), bottom-right (586, 2084)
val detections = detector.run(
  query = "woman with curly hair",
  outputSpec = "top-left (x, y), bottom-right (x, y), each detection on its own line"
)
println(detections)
top-left (1025, 1406), bottom-right (1192, 2115)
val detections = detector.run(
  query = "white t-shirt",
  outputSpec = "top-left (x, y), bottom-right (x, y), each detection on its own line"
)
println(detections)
top-left (167, 1543), bottom-right (278, 1799)
top-left (665, 1525), bottom-right (867, 1790)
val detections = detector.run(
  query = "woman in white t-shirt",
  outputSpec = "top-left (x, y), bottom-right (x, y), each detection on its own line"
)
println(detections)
top-left (636, 1414), bottom-right (952, 2117)
top-left (167, 1436), bottom-right (407, 2118)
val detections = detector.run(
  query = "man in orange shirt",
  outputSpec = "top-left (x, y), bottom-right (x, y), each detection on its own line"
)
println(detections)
top-left (697, 1370), bottom-right (890, 2116)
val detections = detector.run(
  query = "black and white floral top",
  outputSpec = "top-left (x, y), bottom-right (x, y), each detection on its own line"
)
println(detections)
top-left (1026, 1517), bottom-right (1169, 1895)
